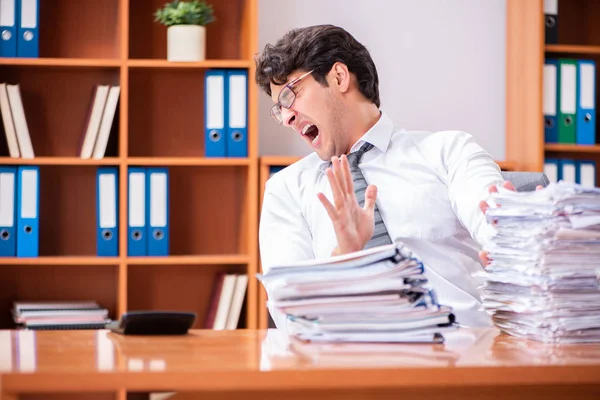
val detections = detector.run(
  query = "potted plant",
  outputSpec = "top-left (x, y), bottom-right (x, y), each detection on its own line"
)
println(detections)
top-left (154, 0), bottom-right (216, 62)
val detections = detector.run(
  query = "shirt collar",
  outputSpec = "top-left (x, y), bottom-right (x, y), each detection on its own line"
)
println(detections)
top-left (318, 111), bottom-right (394, 172)
top-left (349, 111), bottom-right (394, 154)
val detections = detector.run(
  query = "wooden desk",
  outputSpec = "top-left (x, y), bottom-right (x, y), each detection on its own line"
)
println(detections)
top-left (0, 328), bottom-right (599, 400)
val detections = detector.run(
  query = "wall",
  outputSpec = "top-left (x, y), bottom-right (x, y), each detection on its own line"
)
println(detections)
top-left (256, 0), bottom-right (507, 161)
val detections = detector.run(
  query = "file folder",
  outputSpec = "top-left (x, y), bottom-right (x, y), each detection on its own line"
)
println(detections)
top-left (543, 158), bottom-right (559, 183)
top-left (128, 167), bottom-right (147, 256)
top-left (560, 159), bottom-right (576, 183)
top-left (544, 0), bottom-right (558, 45)
top-left (558, 59), bottom-right (577, 143)
top-left (0, 0), bottom-right (17, 57)
top-left (205, 69), bottom-right (227, 157)
top-left (16, 0), bottom-right (38, 58)
top-left (16, 165), bottom-right (38, 257)
top-left (226, 69), bottom-right (248, 157)
top-left (576, 160), bottom-right (596, 188)
top-left (576, 60), bottom-right (595, 145)
top-left (543, 59), bottom-right (559, 143)
top-left (0, 166), bottom-right (17, 257)
top-left (146, 167), bottom-right (169, 256)
top-left (96, 167), bottom-right (118, 257)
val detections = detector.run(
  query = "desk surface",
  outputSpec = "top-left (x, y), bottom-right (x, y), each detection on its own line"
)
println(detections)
top-left (1, 328), bottom-right (600, 394)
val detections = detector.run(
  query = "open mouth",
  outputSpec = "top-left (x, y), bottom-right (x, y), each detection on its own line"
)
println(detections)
top-left (302, 123), bottom-right (320, 144)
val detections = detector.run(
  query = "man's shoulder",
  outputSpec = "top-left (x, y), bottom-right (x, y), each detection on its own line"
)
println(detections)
top-left (392, 128), bottom-right (474, 146)
top-left (390, 128), bottom-right (477, 155)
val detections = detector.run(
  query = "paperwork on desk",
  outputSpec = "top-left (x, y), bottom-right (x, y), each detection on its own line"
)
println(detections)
top-left (12, 301), bottom-right (110, 330)
top-left (256, 242), bottom-right (457, 343)
top-left (479, 181), bottom-right (600, 343)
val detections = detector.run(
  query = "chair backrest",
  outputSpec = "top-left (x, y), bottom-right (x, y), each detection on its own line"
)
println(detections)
top-left (500, 171), bottom-right (551, 192)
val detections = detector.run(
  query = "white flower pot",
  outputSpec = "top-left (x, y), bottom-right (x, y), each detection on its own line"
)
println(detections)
top-left (167, 25), bottom-right (206, 62)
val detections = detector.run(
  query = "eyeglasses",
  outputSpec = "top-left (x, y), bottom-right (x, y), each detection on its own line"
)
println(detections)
top-left (270, 69), bottom-right (314, 124)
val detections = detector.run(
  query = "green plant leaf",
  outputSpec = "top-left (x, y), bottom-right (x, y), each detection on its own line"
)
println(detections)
top-left (154, 0), bottom-right (216, 27)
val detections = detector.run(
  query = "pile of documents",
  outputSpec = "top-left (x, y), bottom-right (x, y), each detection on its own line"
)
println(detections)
top-left (12, 301), bottom-right (110, 330)
top-left (257, 243), bottom-right (457, 343)
top-left (479, 181), bottom-right (600, 343)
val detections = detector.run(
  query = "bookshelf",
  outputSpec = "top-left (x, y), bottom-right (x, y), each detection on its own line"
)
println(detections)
top-left (0, 0), bottom-right (259, 336)
top-left (506, 0), bottom-right (600, 181)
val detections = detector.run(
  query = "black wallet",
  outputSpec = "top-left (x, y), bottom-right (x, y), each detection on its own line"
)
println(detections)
top-left (106, 311), bottom-right (196, 335)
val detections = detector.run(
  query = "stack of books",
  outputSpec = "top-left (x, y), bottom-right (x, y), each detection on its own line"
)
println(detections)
top-left (257, 243), bottom-right (457, 343)
top-left (479, 181), bottom-right (600, 343)
top-left (13, 301), bottom-right (110, 330)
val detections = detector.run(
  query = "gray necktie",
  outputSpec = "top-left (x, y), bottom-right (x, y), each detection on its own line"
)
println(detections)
top-left (346, 143), bottom-right (393, 249)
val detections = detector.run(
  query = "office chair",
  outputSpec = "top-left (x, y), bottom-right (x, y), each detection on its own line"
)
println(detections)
top-left (500, 171), bottom-right (551, 192)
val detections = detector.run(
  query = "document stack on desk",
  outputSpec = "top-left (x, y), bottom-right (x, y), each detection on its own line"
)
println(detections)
top-left (479, 181), bottom-right (600, 343)
top-left (257, 242), bottom-right (457, 344)
top-left (12, 301), bottom-right (110, 330)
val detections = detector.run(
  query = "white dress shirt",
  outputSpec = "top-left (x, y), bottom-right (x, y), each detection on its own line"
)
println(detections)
top-left (259, 112), bottom-right (505, 328)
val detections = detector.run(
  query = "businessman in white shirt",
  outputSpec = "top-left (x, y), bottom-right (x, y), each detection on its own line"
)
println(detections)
top-left (255, 24), bottom-right (514, 328)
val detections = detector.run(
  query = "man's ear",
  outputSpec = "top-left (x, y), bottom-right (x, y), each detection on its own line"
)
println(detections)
top-left (330, 62), bottom-right (350, 93)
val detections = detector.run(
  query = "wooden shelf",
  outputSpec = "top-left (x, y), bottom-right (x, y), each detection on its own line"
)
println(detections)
top-left (0, 0), bottom-right (259, 331)
top-left (127, 59), bottom-right (251, 68)
top-left (545, 144), bottom-right (600, 153)
top-left (507, 1), bottom-right (600, 174)
top-left (0, 157), bottom-right (121, 165)
top-left (127, 157), bottom-right (251, 166)
top-left (127, 255), bottom-right (249, 265)
top-left (0, 264), bottom-right (118, 329)
top-left (0, 257), bottom-right (119, 265)
top-left (544, 44), bottom-right (600, 55)
top-left (260, 156), bottom-right (302, 167)
top-left (0, 58), bottom-right (121, 67)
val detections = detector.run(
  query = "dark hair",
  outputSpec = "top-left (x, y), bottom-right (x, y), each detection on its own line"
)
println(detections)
top-left (254, 24), bottom-right (380, 108)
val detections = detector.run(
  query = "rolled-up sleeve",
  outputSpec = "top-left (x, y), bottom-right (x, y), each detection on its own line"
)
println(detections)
top-left (435, 131), bottom-right (504, 245)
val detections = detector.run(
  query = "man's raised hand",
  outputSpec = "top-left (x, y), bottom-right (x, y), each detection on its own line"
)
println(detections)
top-left (317, 154), bottom-right (377, 256)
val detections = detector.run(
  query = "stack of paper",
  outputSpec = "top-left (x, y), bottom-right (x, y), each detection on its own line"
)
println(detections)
top-left (479, 181), bottom-right (600, 343)
top-left (257, 243), bottom-right (457, 343)
top-left (12, 301), bottom-right (110, 330)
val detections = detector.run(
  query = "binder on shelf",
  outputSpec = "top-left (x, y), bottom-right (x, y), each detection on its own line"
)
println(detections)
top-left (205, 69), bottom-right (227, 157)
top-left (80, 85), bottom-right (110, 160)
top-left (543, 158), bottom-right (559, 183)
top-left (96, 167), bottom-right (118, 257)
top-left (576, 160), bottom-right (596, 188)
top-left (204, 273), bottom-right (249, 330)
top-left (16, 0), bottom-right (38, 58)
top-left (226, 69), bottom-right (248, 158)
top-left (16, 165), bottom-right (38, 257)
top-left (544, 0), bottom-right (558, 45)
top-left (558, 59), bottom-right (577, 144)
top-left (5, 83), bottom-right (34, 158)
top-left (0, 166), bottom-right (17, 257)
top-left (226, 274), bottom-right (248, 330)
top-left (212, 274), bottom-right (238, 330)
top-left (128, 167), bottom-right (147, 257)
top-left (92, 85), bottom-right (120, 159)
top-left (0, 83), bottom-right (19, 157)
top-left (560, 159), bottom-right (576, 183)
top-left (146, 167), bottom-right (169, 256)
top-left (543, 58), bottom-right (559, 143)
top-left (576, 60), bottom-right (595, 145)
top-left (0, 0), bottom-right (17, 57)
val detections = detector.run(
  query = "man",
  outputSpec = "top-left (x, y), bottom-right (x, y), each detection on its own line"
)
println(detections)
top-left (255, 24), bottom-right (510, 328)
